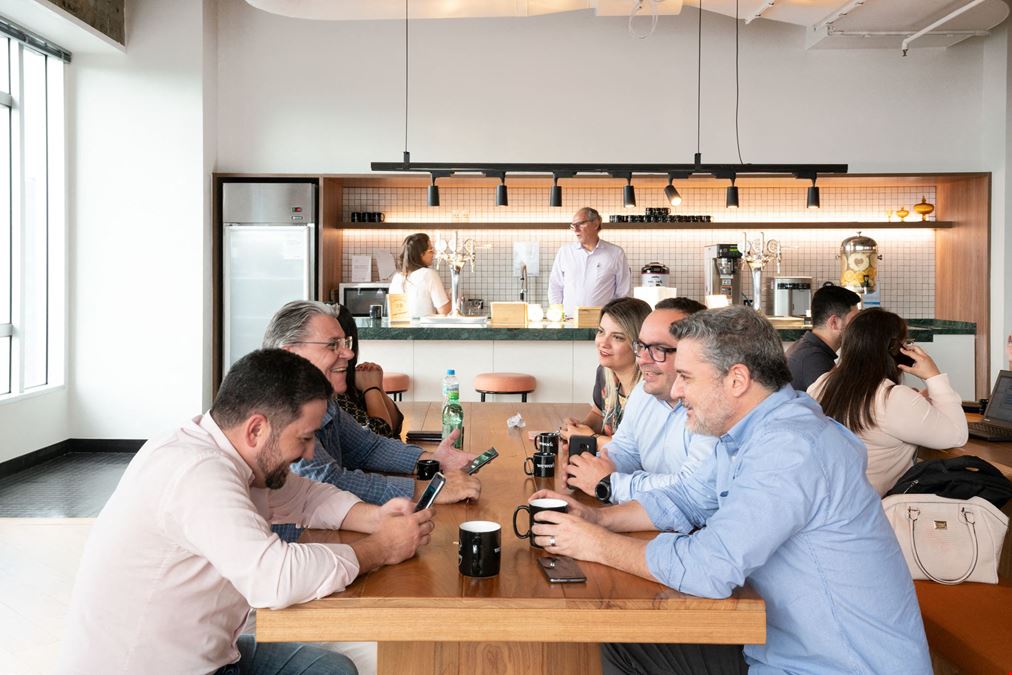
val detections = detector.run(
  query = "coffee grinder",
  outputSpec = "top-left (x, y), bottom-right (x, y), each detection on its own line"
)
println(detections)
top-left (703, 244), bottom-right (743, 306)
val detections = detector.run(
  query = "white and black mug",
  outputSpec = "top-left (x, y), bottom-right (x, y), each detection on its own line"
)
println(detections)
top-left (458, 521), bottom-right (501, 578)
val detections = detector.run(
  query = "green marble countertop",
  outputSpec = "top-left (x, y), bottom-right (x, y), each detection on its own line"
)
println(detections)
top-left (355, 318), bottom-right (975, 342)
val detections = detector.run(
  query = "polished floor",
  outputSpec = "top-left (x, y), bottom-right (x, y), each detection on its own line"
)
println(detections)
top-left (0, 452), bottom-right (132, 518)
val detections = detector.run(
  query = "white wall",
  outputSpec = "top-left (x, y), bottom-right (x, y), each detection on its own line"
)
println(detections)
top-left (215, 1), bottom-right (987, 174)
top-left (65, 0), bottom-right (211, 438)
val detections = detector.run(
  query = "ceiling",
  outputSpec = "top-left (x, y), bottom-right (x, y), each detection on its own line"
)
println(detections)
top-left (246, 0), bottom-right (1010, 51)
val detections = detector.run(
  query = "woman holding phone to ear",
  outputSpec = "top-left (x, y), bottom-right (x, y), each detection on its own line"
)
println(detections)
top-left (807, 308), bottom-right (967, 495)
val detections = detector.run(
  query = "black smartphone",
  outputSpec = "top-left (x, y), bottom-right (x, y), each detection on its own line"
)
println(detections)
top-left (413, 472), bottom-right (446, 512)
top-left (406, 430), bottom-right (443, 443)
top-left (568, 435), bottom-right (598, 457)
top-left (537, 556), bottom-right (587, 583)
top-left (893, 351), bottom-right (916, 368)
top-left (466, 446), bottom-right (499, 475)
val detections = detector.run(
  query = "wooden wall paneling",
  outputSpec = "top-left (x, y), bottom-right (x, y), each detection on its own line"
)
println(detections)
top-left (319, 177), bottom-right (344, 302)
top-left (935, 175), bottom-right (991, 397)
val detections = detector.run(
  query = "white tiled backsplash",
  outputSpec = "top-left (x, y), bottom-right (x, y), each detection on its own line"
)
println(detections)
top-left (342, 186), bottom-right (937, 318)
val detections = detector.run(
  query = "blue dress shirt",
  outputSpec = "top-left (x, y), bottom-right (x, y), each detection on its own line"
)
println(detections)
top-left (637, 386), bottom-right (931, 674)
top-left (607, 381), bottom-right (716, 503)
top-left (292, 399), bottom-right (421, 504)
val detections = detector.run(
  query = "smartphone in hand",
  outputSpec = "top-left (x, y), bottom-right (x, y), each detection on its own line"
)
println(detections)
top-left (568, 435), bottom-right (598, 457)
top-left (466, 447), bottom-right (499, 475)
top-left (413, 472), bottom-right (446, 512)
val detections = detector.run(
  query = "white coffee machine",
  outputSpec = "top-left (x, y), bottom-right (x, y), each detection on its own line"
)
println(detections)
top-left (767, 276), bottom-right (813, 318)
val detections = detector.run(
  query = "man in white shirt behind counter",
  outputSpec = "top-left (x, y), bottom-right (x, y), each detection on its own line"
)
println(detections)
top-left (549, 207), bottom-right (632, 318)
top-left (57, 349), bottom-right (434, 675)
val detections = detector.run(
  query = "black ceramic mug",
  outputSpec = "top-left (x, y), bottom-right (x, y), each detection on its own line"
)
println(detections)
top-left (416, 459), bottom-right (439, 480)
top-left (535, 432), bottom-right (560, 455)
top-left (458, 521), bottom-right (501, 578)
top-left (513, 498), bottom-right (568, 549)
top-left (523, 452), bottom-right (555, 478)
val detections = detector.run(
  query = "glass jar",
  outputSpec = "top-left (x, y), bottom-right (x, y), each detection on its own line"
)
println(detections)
top-left (839, 232), bottom-right (879, 292)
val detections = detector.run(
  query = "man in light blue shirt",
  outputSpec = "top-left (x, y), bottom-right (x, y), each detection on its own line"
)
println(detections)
top-left (532, 306), bottom-right (931, 674)
top-left (566, 300), bottom-right (715, 503)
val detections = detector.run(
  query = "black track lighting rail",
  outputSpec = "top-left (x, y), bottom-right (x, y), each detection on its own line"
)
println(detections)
top-left (371, 161), bottom-right (847, 179)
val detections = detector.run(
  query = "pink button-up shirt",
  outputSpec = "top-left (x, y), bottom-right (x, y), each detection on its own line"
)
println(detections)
top-left (57, 413), bottom-right (362, 675)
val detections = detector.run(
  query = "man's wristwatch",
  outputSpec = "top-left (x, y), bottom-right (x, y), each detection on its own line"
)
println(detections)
top-left (595, 475), bottom-right (613, 503)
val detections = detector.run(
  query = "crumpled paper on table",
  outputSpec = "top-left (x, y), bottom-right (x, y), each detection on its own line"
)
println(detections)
top-left (506, 412), bottom-right (526, 429)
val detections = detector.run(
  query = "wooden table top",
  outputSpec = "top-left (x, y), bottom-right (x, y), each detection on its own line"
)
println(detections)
top-left (257, 402), bottom-right (766, 645)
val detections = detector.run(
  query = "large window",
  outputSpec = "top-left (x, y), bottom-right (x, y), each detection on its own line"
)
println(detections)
top-left (0, 31), bottom-right (66, 398)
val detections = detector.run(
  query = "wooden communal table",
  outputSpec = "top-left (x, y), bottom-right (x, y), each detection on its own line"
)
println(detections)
top-left (258, 402), bottom-right (766, 675)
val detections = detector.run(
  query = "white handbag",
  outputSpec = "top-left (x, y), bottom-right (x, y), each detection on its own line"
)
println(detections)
top-left (881, 494), bottom-right (1008, 585)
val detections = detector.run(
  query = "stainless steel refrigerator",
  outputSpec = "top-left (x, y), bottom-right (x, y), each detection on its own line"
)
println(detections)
top-left (222, 181), bottom-right (317, 375)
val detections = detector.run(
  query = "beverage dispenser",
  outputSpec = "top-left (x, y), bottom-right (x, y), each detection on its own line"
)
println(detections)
top-left (703, 244), bottom-right (743, 306)
top-left (839, 232), bottom-right (882, 307)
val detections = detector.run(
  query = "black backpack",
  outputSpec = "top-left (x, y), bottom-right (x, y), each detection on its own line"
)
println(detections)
top-left (885, 455), bottom-right (1012, 508)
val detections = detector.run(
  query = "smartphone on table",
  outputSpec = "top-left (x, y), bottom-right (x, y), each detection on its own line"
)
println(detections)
top-left (466, 447), bottom-right (499, 475)
top-left (406, 430), bottom-right (443, 443)
top-left (537, 556), bottom-right (587, 583)
top-left (413, 472), bottom-right (446, 512)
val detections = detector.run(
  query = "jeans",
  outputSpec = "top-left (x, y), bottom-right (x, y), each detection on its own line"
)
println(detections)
top-left (215, 635), bottom-right (357, 675)
top-left (601, 642), bottom-right (748, 675)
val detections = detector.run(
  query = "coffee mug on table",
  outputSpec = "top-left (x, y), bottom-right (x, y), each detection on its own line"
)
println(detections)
top-left (523, 452), bottom-right (555, 478)
top-left (513, 498), bottom-right (568, 549)
top-left (535, 432), bottom-right (560, 455)
top-left (416, 459), bottom-right (440, 480)
top-left (458, 521), bottom-right (501, 578)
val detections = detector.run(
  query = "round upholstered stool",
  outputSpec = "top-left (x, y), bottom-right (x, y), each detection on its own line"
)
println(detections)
top-left (473, 372), bottom-right (537, 403)
top-left (382, 372), bottom-right (410, 402)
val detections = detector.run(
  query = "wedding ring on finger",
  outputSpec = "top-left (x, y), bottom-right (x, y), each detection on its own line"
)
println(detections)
top-left (549, 536), bottom-right (557, 547)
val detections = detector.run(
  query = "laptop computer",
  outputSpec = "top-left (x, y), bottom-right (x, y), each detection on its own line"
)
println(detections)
top-left (967, 370), bottom-right (1012, 442)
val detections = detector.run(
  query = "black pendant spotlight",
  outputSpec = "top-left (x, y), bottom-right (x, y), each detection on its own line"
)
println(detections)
top-left (725, 175), bottom-right (739, 209)
top-left (550, 174), bottom-right (563, 208)
top-left (494, 174), bottom-right (508, 207)
top-left (807, 180), bottom-right (821, 209)
top-left (427, 174), bottom-right (440, 207)
top-left (663, 174), bottom-right (683, 206)
top-left (622, 175), bottom-right (636, 208)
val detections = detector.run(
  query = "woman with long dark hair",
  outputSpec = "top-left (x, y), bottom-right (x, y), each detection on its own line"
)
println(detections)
top-left (388, 233), bottom-right (450, 317)
top-left (807, 308), bottom-right (967, 495)
top-left (333, 304), bottom-right (404, 438)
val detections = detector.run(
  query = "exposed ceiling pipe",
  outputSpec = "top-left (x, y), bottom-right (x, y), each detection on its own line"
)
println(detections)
top-left (814, 0), bottom-right (866, 32)
top-left (745, 0), bottom-right (775, 25)
top-left (902, 0), bottom-right (986, 55)
top-left (830, 29), bottom-right (989, 38)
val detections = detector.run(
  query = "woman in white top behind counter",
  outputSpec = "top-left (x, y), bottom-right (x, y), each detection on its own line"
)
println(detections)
top-left (807, 308), bottom-right (968, 495)
top-left (389, 233), bottom-right (451, 318)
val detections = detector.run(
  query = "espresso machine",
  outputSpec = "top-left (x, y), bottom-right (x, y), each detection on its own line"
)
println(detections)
top-left (703, 244), bottom-right (743, 306)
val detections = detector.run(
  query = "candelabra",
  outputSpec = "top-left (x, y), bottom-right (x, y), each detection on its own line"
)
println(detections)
top-left (739, 232), bottom-right (781, 315)
top-left (433, 233), bottom-right (477, 316)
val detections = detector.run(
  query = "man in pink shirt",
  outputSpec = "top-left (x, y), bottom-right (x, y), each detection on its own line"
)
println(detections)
top-left (57, 349), bottom-right (433, 675)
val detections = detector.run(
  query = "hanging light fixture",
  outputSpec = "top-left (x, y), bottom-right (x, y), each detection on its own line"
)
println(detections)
top-left (549, 174), bottom-right (563, 208)
top-left (495, 174), bottom-right (508, 207)
top-left (663, 174), bottom-right (682, 206)
top-left (807, 179), bottom-right (821, 209)
top-left (623, 175), bottom-right (636, 208)
top-left (427, 174), bottom-right (440, 207)
top-left (726, 175), bottom-right (739, 209)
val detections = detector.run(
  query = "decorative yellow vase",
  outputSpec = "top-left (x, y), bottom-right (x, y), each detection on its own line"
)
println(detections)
top-left (896, 207), bottom-right (910, 222)
top-left (913, 196), bottom-right (935, 221)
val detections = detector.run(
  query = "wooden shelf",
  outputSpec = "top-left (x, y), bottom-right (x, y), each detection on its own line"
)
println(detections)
top-left (339, 220), bottom-right (953, 230)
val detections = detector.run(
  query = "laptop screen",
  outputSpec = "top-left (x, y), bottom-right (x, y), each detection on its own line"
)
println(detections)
top-left (985, 370), bottom-right (1012, 424)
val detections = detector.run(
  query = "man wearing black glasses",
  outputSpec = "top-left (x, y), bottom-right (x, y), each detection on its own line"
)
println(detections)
top-left (566, 298), bottom-right (714, 503)
top-left (548, 207), bottom-right (631, 319)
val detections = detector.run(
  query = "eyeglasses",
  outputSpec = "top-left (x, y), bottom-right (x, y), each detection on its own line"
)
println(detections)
top-left (569, 219), bottom-right (593, 230)
top-left (632, 340), bottom-right (677, 363)
top-left (289, 337), bottom-right (354, 353)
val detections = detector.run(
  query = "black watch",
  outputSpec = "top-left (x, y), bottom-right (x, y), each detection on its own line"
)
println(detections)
top-left (595, 475), bottom-right (613, 503)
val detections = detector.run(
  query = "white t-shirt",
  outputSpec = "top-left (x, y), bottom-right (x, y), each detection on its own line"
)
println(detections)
top-left (389, 267), bottom-right (449, 318)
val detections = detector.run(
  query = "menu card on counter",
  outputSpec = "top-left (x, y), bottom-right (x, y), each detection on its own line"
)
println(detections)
top-left (387, 293), bottom-right (410, 323)
top-left (375, 251), bottom-right (396, 281)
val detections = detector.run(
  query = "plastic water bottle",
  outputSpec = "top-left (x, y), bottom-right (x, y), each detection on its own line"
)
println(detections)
top-left (441, 369), bottom-right (460, 405)
top-left (441, 389), bottom-right (464, 449)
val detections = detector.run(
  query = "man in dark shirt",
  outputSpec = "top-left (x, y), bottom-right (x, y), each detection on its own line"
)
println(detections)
top-left (785, 285), bottom-right (860, 391)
